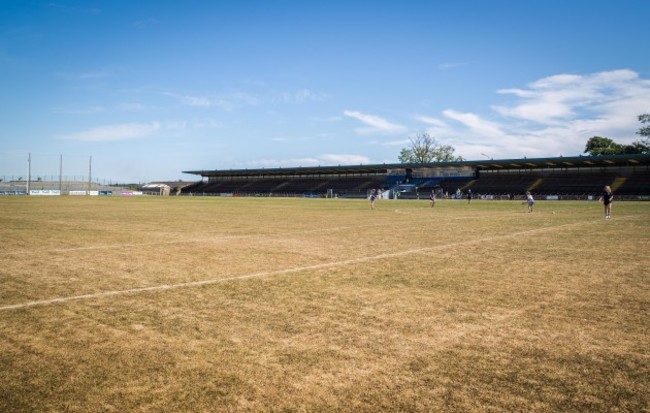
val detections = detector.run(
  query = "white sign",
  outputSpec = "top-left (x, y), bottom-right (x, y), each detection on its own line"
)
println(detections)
top-left (30, 190), bottom-right (61, 196)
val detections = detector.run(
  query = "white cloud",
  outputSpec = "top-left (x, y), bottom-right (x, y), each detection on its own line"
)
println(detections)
top-left (245, 157), bottom-right (320, 168)
top-left (442, 110), bottom-right (505, 139)
top-left (226, 92), bottom-right (260, 106)
top-left (134, 17), bottom-right (161, 28)
top-left (277, 89), bottom-right (329, 104)
top-left (417, 69), bottom-right (650, 160)
top-left (493, 69), bottom-right (648, 125)
top-left (343, 110), bottom-right (407, 135)
top-left (168, 89), bottom-right (328, 111)
top-left (493, 98), bottom-right (574, 124)
top-left (118, 102), bottom-right (147, 111)
top-left (51, 106), bottom-right (105, 115)
top-left (371, 139), bottom-right (411, 147)
top-left (246, 153), bottom-right (371, 168)
top-left (182, 95), bottom-right (212, 107)
top-left (416, 116), bottom-right (447, 127)
top-left (59, 121), bottom-right (185, 142)
top-left (165, 91), bottom-right (260, 111)
top-left (192, 119), bottom-right (223, 129)
top-left (319, 154), bottom-right (371, 165)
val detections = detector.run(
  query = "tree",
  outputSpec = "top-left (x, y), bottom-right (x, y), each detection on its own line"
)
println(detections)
top-left (637, 113), bottom-right (650, 146)
top-left (623, 141), bottom-right (650, 154)
top-left (398, 132), bottom-right (464, 163)
top-left (584, 136), bottom-right (623, 155)
top-left (584, 134), bottom-right (650, 156)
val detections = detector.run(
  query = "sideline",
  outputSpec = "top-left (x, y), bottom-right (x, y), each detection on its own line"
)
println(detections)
top-left (0, 216), bottom-right (637, 312)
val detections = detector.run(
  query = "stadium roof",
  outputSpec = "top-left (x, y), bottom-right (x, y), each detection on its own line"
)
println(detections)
top-left (183, 154), bottom-right (650, 178)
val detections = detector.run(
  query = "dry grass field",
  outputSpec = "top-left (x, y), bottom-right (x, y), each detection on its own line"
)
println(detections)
top-left (0, 196), bottom-right (648, 412)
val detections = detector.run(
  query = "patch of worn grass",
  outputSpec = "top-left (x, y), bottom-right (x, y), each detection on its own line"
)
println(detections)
top-left (0, 196), bottom-right (648, 412)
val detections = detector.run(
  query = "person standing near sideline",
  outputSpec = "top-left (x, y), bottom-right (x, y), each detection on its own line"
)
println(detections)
top-left (467, 189), bottom-right (472, 204)
top-left (598, 185), bottom-right (614, 219)
top-left (369, 190), bottom-right (377, 210)
top-left (526, 191), bottom-right (535, 213)
top-left (430, 190), bottom-right (436, 207)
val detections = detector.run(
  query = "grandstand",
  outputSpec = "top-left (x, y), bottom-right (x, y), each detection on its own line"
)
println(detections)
top-left (182, 154), bottom-right (650, 199)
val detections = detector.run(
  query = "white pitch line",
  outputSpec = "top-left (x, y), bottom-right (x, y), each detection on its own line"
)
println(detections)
top-left (0, 219), bottom-right (613, 312)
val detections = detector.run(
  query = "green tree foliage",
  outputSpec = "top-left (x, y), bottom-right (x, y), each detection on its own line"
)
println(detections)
top-left (584, 136), bottom-right (622, 155)
top-left (398, 132), bottom-right (464, 163)
top-left (637, 113), bottom-right (650, 145)
top-left (624, 141), bottom-right (650, 154)
top-left (584, 134), bottom-right (650, 156)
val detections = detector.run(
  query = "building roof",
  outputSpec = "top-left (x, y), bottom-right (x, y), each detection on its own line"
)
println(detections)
top-left (183, 154), bottom-right (650, 178)
top-left (146, 181), bottom-right (198, 188)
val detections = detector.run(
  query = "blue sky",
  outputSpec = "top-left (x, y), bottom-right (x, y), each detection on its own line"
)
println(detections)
top-left (1, 0), bottom-right (649, 183)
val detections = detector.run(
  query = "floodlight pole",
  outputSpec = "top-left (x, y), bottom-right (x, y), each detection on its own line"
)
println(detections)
top-left (27, 153), bottom-right (31, 194)
top-left (88, 156), bottom-right (92, 194)
top-left (59, 154), bottom-right (63, 193)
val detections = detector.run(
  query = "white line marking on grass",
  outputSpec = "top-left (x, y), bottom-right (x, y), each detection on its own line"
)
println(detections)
top-left (4, 211), bottom-right (634, 257)
top-left (0, 220), bottom-right (604, 312)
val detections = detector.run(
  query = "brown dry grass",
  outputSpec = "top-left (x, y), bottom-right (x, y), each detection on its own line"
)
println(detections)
top-left (0, 196), bottom-right (648, 412)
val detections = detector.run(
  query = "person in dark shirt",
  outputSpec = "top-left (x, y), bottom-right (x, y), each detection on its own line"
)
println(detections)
top-left (598, 185), bottom-right (614, 219)
top-left (369, 190), bottom-right (377, 210)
